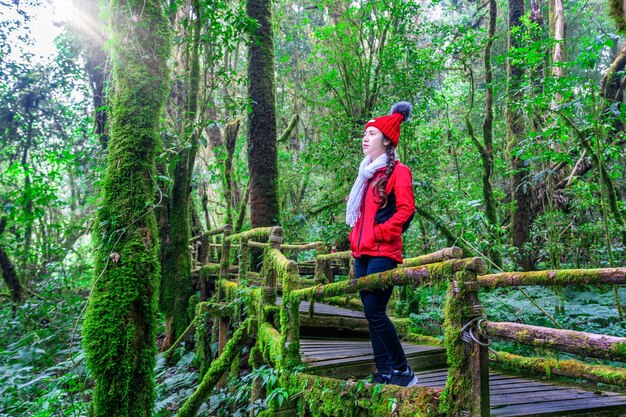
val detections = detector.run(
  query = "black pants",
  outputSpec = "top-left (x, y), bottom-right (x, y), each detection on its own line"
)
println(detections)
top-left (355, 255), bottom-right (408, 374)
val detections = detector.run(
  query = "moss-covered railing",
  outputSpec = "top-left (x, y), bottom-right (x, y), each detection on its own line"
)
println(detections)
top-left (180, 225), bottom-right (626, 417)
top-left (477, 268), bottom-right (626, 390)
top-left (283, 254), bottom-right (491, 416)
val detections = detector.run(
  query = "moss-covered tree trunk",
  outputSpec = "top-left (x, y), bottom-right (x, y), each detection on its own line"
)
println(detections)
top-left (81, 0), bottom-right (170, 415)
top-left (506, 0), bottom-right (534, 271)
top-left (480, 0), bottom-right (502, 269)
top-left (160, 0), bottom-right (202, 349)
top-left (247, 0), bottom-right (279, 227)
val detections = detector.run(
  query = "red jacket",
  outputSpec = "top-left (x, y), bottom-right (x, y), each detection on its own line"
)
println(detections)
top-left (349, 161), bottom-right (415, 263)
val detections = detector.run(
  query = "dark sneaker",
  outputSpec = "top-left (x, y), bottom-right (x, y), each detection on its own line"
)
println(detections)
top-left (388, 366), bottom-right (417, 387)
top-left (371, 371), bottom-right (391, 384)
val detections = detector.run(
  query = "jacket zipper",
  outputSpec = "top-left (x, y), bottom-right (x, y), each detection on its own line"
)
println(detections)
top-left (355, 179), bottom-right (370, 257)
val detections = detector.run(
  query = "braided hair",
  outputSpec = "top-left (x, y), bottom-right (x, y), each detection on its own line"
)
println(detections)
top-left (372, 137), bottom-right (396, 208)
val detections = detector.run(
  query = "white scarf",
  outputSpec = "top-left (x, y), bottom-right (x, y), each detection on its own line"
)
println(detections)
top-left (346, 154), bottom-right (388, 227)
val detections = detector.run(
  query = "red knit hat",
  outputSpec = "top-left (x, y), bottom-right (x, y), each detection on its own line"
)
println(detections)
top-left (364, 102), bottom-right (412, 147)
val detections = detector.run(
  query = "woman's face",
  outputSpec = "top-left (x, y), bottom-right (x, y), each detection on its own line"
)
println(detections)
top-left (362, 126), bottom-right (388, 159)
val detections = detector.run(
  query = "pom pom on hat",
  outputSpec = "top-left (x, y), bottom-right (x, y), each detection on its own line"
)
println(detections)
top-left (390, 101), bottom-right (412, 122)
top-left (365, 101), bottom-right (412, 147)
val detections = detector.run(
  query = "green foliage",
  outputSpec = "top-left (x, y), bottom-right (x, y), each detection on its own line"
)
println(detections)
top-left (0, 254), bottom-right (93, 417)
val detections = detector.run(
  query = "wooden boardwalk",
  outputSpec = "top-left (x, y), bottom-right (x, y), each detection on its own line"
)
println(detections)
top-left (297, 300), bottom-right (626, 417)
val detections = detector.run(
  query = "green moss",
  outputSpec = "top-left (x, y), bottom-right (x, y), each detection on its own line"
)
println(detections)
top-left (178, 318), bottom-right (251, 417)
top-left (438, 270), bottom-right (475, 416)
top-left (257, 322), bottom-right (283, 367)
top-left (478, 268), bottom-right (626, 288)
top-left (609, 0), bottom-right (626, 32)
top-left (287, 372), bottom-right (441, 416)
top-left (218, 279), bottom-right (239, 301)
top-left (493, 351), bottom-right (626, 389)
top-left (289, 260), bottom-right (460, 305)
top-left (194, 302), bottom-right (213, 377)
top-left (226, 227), bottom-right (274, 242)
top-left (200, 263), bottom-right (221, 278)
top-left (403, 332), bottom-right (443, 346)
top-left (613, 342), bottom-right (626, 358)
top-left (325, 296), bottom-right (363, 310)
top-left (81, 0), bottom-right (171, 415)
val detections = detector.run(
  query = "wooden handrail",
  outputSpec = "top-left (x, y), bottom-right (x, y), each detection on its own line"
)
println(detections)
top-left (485, 321), bottom-right (626, 362)
top-left (189, 224), bottom-right (230, 242)
top-left (281, 242), bottom-right (326, 251)
top-left (401, 246), bottom-right (463, 267)
top-left (478, 267), bottom-right (626, 287)
top-left (288, 258), bottom-right (487, 302)
top-left (225, 227), bottom-right (273, 242)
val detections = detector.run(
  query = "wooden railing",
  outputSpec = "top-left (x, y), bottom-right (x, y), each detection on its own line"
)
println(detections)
top-left (185, 225), bottom-right (626, 417)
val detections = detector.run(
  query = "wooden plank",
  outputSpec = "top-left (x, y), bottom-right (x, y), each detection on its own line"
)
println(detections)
top-left (490, 383), bottom-right (561, 393)
top-left (490, 396), bottom-right (626, 416)
top-left (490, 378), bottom-right (550, 387)
top-left (307, 352), bottom-right (448, 380)
top-left (490, 390), bottom-right (624, 407)
top-left (303, 348), bottom-right (443, 363)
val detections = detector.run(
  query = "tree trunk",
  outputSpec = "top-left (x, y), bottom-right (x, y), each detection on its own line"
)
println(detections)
top-left (481, 0), bottom-right (502, 269)
top-left (160, 0), bottom-right (202, 350)
top-left (0, 218), bottom-right (22, 302)
top-left (247, 0), bottom-right (279, 228)
top-left (81, 0), bottom-right (171, 415)
top-left (72, 0), bottom-right (109, 149)
top-left (223, 120), bottom-right (241, 225)
top-left (506, 0), bottom-right (534, 270)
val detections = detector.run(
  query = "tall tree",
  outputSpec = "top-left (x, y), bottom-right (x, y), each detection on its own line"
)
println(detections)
top-left (480, 0), bottom-right (502, 269)
top-left (0, 217), bottom-right (22, 302)
top-left (247, 0), bottom-right (279, 227)
top-left (81, 0), bottom-right (170, 415)
top-left (72, 0), bottom-right (109, 149)
top-left (159, 0), bottom-right (202, 350)
top-left (506, 0), bottom-right (534, 270)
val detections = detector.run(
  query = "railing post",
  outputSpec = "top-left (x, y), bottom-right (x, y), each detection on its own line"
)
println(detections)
top-left (265, 226), bottom-right (283, 305)
top-left (314, 244), bottom-right (333, 284)
top-left (199, 233), bottom-right (210, 300)
top-left (441, 269), bottom-right (490, 417)
top-left (219, 224), bottom-right (232, 281)
top-left (239, 237), bottom-right (250, 282)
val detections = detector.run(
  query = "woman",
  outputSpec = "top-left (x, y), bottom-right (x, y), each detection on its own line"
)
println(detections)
top-left (346, 102), bottom-right (416, 387)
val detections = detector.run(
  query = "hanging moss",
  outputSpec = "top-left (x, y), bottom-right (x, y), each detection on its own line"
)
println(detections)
top-left (257, 322), bottom-right (283, 367)
top-left (261, 247), bottom-right (301, 369)
top-left (81, 0), bottom-right (170, 415)
top-left (177, 319), bottom-right (251, 417)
